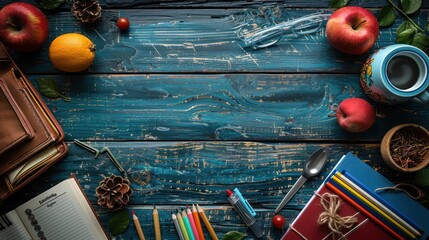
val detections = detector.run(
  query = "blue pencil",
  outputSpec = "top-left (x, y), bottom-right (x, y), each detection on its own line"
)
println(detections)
top-left (335, 171), bottom-right (421, 238)
top-left (342, 170), bottom-right (423, 233)
top-left (328, 178), bottom-right (408, 239)
top-left (325, 181), bottom-right (405, 240)
top-left (329, 174), bottom-right (416, 239)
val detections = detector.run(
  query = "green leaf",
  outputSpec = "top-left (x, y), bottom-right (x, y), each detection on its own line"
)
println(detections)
top-left (222, 231), bottom-right (247, 240)
top-left (39, 0), bottom-right (65, 10)
top-left (108, 210), bottom-right (130, 235)
top-left (396, 21), bottom-right (418, 44)
top-left (378, 5), bottom-right (396, 27)
top-left (397, 28), bottom-right (416, 44)
top-left (413, 168), bottom-right (429, 187)
top-left (411, 33), bottom-right (429, 52)
top-left (400, 0), bottom-right (422, 14)
top-left (397, 21), bottom-right (418, 33)
top-left (36, 78), bottom-right (71, 102)
top-left (329, 0), bottom-right (350, 8)
top-left (426, 21), bottom-right (429, 32)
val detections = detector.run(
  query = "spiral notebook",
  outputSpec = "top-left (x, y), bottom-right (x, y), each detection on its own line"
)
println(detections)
top-left (0, 176), bottom-right (108, 239)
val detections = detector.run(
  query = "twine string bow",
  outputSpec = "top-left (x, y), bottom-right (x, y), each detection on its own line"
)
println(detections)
top-left (317, 193), bottom-right (359, 239)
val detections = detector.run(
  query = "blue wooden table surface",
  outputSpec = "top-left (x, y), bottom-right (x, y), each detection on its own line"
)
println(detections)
top-left (1, 1), bottom-right (429, 239)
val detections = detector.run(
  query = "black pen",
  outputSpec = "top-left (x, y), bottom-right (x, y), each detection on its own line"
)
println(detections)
top-left (226, 189), bottom-right (264, 238)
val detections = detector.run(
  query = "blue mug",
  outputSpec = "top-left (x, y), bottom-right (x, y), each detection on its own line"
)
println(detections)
top-left (360, 44), bottom-right (429, 104)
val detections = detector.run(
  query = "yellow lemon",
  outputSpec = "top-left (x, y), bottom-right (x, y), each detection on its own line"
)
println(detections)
top-left (49, 33), bottom-right (95, 72)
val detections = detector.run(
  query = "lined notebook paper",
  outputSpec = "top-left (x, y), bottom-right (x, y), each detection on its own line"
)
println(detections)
top-left (0, 177), bottom-right (108, 240)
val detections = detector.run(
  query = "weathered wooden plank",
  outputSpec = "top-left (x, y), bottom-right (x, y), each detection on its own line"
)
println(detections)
top-left (2, 142), bottom-right (415, 206)
top-left (0, 1), bottom-right (427, 238)
top-left (8, 0), bottom-right (429, 9)
top-left (94, 205), bottom-right (294, 239)
top-left (1, 142), bottom-right (424, 239)
top-left (99, 0), bottom-right (429, 8)
top-left (8, 9), bottom-right (428, 74)
top-left (28, 74), bottom-right (429, 141)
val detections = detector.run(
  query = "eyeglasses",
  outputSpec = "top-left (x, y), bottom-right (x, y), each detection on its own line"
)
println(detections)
top-left (238, 12), bottom-right (331, 49)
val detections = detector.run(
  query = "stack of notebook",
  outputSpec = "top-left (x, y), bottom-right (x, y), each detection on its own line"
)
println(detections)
top-left (281, 152), bottom-right (429, 240)
top-left (0, 42), bottom-right (68, 201)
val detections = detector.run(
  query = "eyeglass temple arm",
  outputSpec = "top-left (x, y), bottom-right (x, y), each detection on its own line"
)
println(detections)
top-left (241, 12), bottom-right (331, 48)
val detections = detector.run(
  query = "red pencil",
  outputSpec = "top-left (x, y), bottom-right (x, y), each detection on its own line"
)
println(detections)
top-left (325, 182), bottom-right (404, 240)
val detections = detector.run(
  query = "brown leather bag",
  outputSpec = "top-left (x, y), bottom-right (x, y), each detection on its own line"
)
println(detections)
top-left (0, 42), bottom-right (68, 201)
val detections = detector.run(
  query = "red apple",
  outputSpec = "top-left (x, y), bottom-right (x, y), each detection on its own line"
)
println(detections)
top-left (336, 98), bottom-right (376, 132)
top-left (326, 6), bottom-right (379, 55)
top-left (0, 2), bottom-right (49, 52)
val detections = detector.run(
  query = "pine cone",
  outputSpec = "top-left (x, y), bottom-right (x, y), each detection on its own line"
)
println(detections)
top-left (71, 0), bottom-right (102, 23)
top-left (96, 175), bottom-right (132, 211)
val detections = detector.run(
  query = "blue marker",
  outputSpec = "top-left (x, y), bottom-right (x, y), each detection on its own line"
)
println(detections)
top-left (227, 189), bottom-right (263, 238)
top-left (233, 188), bottom-right (256, 217)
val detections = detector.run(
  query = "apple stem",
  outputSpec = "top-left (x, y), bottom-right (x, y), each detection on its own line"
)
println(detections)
top-left (6, 21), bottom-right (21, 31)
top-left (353, 20), bottom-right (366, 30)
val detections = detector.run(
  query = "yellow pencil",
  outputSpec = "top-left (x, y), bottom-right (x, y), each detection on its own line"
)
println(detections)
top-left (177, 210), bottom-right (190, 240)
top-left (331, 173), bottom-right (415, 239)
top-left (153, 206), bottom-right (161, 240)
top-left (132, 210), bottom-right (145, 240)
top-left (335, 171), bottom-right (421, 237)
top-left (196, 204), bottom-right (218, 240)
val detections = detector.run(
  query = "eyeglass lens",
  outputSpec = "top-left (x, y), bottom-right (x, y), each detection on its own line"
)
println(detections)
top-left (252, 28), bottom-right (283, 48)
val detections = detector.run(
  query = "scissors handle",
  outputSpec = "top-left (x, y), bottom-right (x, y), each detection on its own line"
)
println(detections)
top-left (275, 175), bottom-right (308, 214)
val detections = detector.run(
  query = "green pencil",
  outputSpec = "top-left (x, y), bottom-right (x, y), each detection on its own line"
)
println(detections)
top-left (182, 209), bottom-right (196, 240)
top-left (177, 210), bottom-right (190, 240)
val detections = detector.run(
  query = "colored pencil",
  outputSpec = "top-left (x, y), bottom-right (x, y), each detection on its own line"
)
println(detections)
top-left (187, 206), bottom-right (200, 240)
top-left (196, 204), bottom-right (218, 240)
top-left (330, 175), bottom-right (411, 238)
top-left (182, 209), bottom-right (196, 240)
top-left (132, 210), bottom-right (146, 240)
top-left (342, 171), bottom-right (422, 233)
top-left (325, 181), bottom-right (405, 240)
top-left (177, 210), bottom-right (190, 240)
top-left (326, 182), bottom-right (405, 240)
top-left (192, 204), bottom-right (205, 240)
top-left (172, 211), bottom-right (185, 240)
top-left (327, 180), bottom-right (406, 239)
top-left (332, 172), bottom-right (417, 239)
top-left (153, 206), bottom-right (162, 240)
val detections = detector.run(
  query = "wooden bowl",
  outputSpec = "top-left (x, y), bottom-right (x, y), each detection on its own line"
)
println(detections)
top-left (381, 124), bottom-right (429, 172)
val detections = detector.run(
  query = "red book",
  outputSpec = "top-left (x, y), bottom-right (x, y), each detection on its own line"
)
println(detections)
top-left (281, 184), bottom-right (395, 240)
